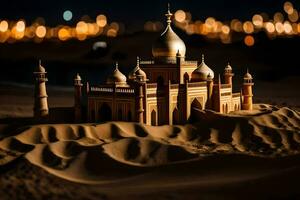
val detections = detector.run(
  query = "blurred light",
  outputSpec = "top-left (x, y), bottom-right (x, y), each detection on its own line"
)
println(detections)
top-left (107, 29), bottom-right (117, 37)
top-left (265, 22), bottom-right (275, 33)
top-left (284, 1), bottom-right (294, 15)
top-left (96, 15), bottom-right (107, 27)
top-left (76, 21), bottom-right (88, 34)
top-left (288, 9), bottom-right (299, 22)
top-left (93, 41), bottom-right (107, 50)
top-left (231, 19), bottom-right (243, 32)
top-left (252, 14), bottom-right (263, 28)
top-left (0, 20), bottom-right (8, 32)
top-left (221, 25), bottom-right (230, 34)
top-left (243, 21), bottom-right (254, 34)
top-left (205, 17), bottom-right (216, 28)
top-left (58, 28), bottom-right (70, 41)
top-left (16, 21), bottom-right (25, 32)
top-left (63, 10), bottom-right (73, 21)
top-left (275, 22), bottom-right (284, 34)
top-left (244, 35), bottom-right (255, 46)
top-left (36, 25), bottom-right (46, 38)
top-left (175, 10), bottom-right (186, 23)
top-left (110, 22), bottom-right (119, 32)
top-left (274, 12), bottom-right (284, 22)
top-left (283, 21), bottom-right (293, 34)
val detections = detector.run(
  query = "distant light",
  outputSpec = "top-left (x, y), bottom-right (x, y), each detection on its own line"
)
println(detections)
top-left (63, 10), bottom-right (73, 21)
top-left (76, 21), bottom-right (88, 34)
top-left (93, 41), bottom-right (107, 50)
top-left (252, 14), bottom-right (263, 28)
top-left (175, 10), bottom-right (186, 23)
top-left (265, 22), bottom-right (275, 33)
top-left (275, 22), bottom-right (284, 34)
top-left (283, 21), bottom-right (293, 34)
top-left (16, 21), bottom-right (25, 32)
top-left (0, 20), bottom-right (8, 32)
top-left (221, 25), bottom-right (230, 34)
top-left (288, 9), bottom-right (299, 22)
top-left (107, 29), bottom-right (117, 37)
top-left (58, 28), bottom-right (70, 41)
top-left (284, 1), bottom-right (294, 15)
top-left (36, 26), bottom-right (47, 38)
top-left (243, 21), bottom-right (254, 34)
top-left (96, 15), bottom-right (107, 27)
top-left (244, 35), bottom-right (255, 46)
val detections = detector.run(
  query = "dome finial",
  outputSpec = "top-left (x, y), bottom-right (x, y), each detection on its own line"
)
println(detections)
top-left (115, 62), bottom-right (119, 70)
top-left (202, 54), bottom-right (205, 63)
top-left (136, 56), bottom-right (140, 67)
top-left (39, 59), bottom-right (42, 66)
top-left (165, 3), bottom-right (173, 25)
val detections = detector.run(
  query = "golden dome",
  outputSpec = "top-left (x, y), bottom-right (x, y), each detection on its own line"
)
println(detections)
top-left (225, 62), bottom-right (232, 71)
top-left (244, 69), bottom-right (253, 79)
top-left (107, 62), bottom-right (127, 85)
top-left (152, 6), bottom-right (186, 63)
top-left (192, 55), bottom-right (215, 82)
top-left (128, 57), bottom-right (147, 81)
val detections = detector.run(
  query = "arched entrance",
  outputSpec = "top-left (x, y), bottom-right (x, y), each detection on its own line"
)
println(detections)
top-left (191, 98), bottom-right (202, 110)
top-left (98, 103), bottom-right (112, 122)
top-left (151, 109), bottom-right (157, 126)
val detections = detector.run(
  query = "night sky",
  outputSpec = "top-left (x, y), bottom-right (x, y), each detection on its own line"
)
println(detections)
top-left (1, 0), bottom-right (300, 28)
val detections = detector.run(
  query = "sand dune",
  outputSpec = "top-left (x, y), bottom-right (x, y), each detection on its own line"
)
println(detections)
top-left (0, 104), bottom-right (299, 188)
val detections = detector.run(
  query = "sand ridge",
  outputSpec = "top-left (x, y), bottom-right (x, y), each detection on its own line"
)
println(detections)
top-left (0, 105), bottom-right (300, 185)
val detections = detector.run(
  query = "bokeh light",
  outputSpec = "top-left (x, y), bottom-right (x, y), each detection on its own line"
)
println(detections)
top-left (244, 35), bottom-right (255, 46)
top-left (16, 21), bottom-right (25, 32)
top-left (0, 20), bottom-right (8, 32)
top-left (36, 26), bottom-right (47, 38)
top-left (63, 10), bottom-right (73, 21)
top-left (175, 10), bottom-right (186, 23)
top-left (96, 15), bottom-right (107, 27)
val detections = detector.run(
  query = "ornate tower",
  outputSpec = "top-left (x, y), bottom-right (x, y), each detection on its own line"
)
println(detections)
top-left (74, 73), bottom-right (83, 122)
top-left (33, 60), bottom-right (49, 119)
top-left (242, 69), bottom-right (254, 110)
top-left (224, 62), bottom-right (234, 85)
top-left (206, 73), bottom-right (214, 109)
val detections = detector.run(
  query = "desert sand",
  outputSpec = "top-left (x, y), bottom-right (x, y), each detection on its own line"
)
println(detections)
top-left (0, 102), bottom-right (300, 200)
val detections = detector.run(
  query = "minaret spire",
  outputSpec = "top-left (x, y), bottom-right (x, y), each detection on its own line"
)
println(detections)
top-left (202, 54), bottom-right (205, 63)
top-left (115, 62), bottom-right (118, 70)
top-left (165, 3), bottom-right (173, 26)
top-left (136, 56), bottom-right (140, 67)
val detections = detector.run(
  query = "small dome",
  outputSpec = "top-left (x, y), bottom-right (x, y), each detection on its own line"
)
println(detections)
top-left (152, 7), bottom-right (186, 63)
top-left (225, 62), bottom-right (232, 71)
top-left (244, 69), bottom-right (253, 79)
top-left (192, 55), bottom-right (215, 82)
top-left (128, 57), bottom-right (147, 81)
top-left (74, 73), bottom-right (81, 81)
top-left (107, 63), bottom-right (127, 85)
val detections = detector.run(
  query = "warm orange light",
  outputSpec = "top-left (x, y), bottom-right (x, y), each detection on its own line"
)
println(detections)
top-left (244, 35), bottom-right (255, 46)
top-left (283, 21), bottom-right (293, 34)
top-left (16, 21), bottom-right (25, 32)
top-left (58, 28), bottom-right (70, 41)
top-left (221, 25), bottom-right (230, 34)
top-left (273, 12), bottom-right (284, 23)
top-left (96, 15), bottom-right (107, 27)
top-left (265, 22), bottom-right (275, 33)
top-left (175, 10), bottom-right (186, 23)
top-left (0, 20), bottom-right (8, 32)
top-left (107, 29), bottom-right (117, 37)
top-left (76, 21), bottom-right (88, 35)
top-left (275, 22), bottom-right (284, 34)
top-left (284, 1), bottom-right (294, 15)
top-left (252, 14), bottom-right (263, 28)
top-left (243, 21), bottom-right (254, 34)
top-left (288, 9), bottom-right (299, 22)
top-left (36, 26), bottom-right (46, 38)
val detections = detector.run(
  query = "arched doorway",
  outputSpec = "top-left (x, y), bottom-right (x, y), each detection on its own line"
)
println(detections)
top-left (225, 104), bottom-right (228, 113)
top-left (234, 104), bottom-right (238, 111)
top-left (151, 110), bottom-right (157, 126)
top-left (184, 73), bottom-right (189, 82)
top-left (172, 107), bottom-right (180, 125)
top-left (222, 104), bottom-right (225, 113)
top-left (99, 103), bottom-right (112, 122)
top-left (191, 98), bottom-right (202, 110)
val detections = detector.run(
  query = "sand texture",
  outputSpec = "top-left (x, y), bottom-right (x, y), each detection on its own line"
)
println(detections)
top-left (0, 104), bottom-right (300, 199)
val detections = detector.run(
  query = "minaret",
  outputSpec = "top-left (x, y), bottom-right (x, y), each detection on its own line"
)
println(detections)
top-left (206, 73), bottom-right (214, 109)
top-left (242, 69), bottom-right (254, 110)
top-left (33, 60), bottom-right (49, 119)
top-left (224, 62), bottom-right (234, 85)
top-left (74, 73), bottom-right (83, 122)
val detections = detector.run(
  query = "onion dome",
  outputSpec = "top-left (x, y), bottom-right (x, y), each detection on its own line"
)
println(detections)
top-left (36, 60), bottom-right (46, 73)
top-left (106, 62), bottom-right (127, 85)
top-left (244, 68), bottom-right (253, 79)
top-left (74, 73), bottom-right (81, 81)
top-left (225, 62), bottom-right (232, 72)
top-left (128, 57), bottom-right (147, 81)
top-left (152, 4), bottom-right (186, 63)
top-left (191, 54), bottom-right (215, 82)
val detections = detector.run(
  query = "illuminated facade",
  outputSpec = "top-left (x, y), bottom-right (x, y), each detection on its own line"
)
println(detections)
top-left (79, 7), bottom-right (254, 125)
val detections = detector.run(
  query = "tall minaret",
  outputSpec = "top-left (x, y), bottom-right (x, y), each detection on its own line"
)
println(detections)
top-left (74, 73), bottom-right (83, 122)
top-left (242, 69), bottom-right (254, 110)
top-left (33, 60), bottom-right (49, 119)
top-left (224, 62), bottom-right (234, 85)
top-left (206, 73), bottom-right (213, 109)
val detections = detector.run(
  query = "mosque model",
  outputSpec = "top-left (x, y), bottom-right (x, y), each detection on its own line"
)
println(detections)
top-left (33, 6), bottom-right (254, 125)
